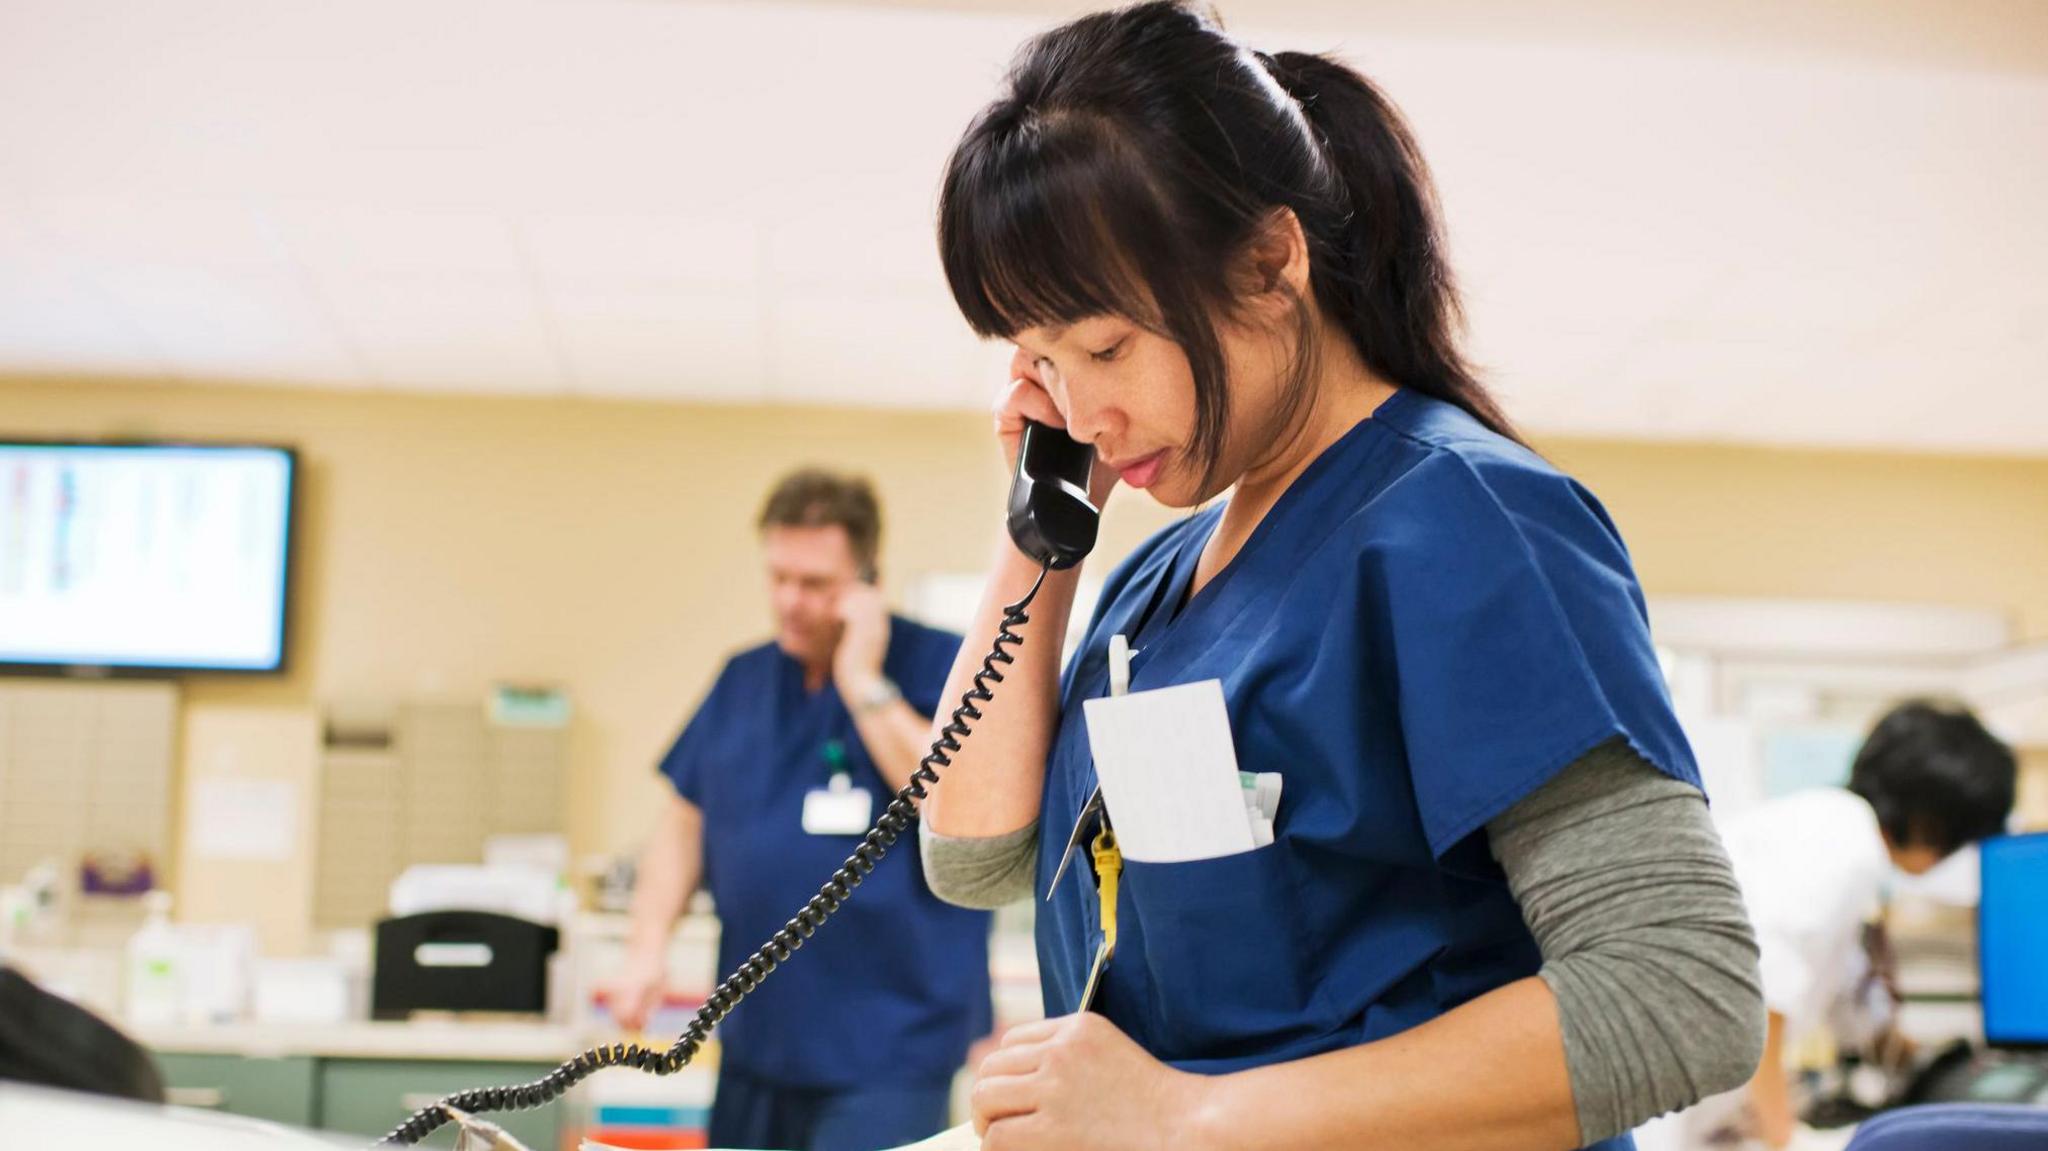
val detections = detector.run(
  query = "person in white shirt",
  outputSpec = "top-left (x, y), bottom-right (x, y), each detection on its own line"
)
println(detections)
top-left (1639, 701), bottom-right (2016, 1151)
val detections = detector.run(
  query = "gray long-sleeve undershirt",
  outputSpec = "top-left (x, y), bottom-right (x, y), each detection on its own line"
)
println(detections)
top-left (919, 739), bottom-right (1765, 1145)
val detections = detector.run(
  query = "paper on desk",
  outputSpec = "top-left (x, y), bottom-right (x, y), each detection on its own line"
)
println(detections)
top-left (1083, 679), bottom-right (1255, 863)
top-left (895, 1125), bottom-right (982, 1150)
top-left (596, 1127), bottom-right (981, 1151)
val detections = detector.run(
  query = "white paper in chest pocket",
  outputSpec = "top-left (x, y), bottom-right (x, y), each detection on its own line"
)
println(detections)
top-left (1082, 679), bottom-right (1256, 863)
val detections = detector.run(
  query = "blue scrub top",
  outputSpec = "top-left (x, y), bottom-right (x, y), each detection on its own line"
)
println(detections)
top-left (1036, 390), bottom-right (1699, 1151)
top-left (662, 615), bottom-right (992, 1089)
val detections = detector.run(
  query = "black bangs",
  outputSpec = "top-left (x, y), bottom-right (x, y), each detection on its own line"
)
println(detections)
top-left (938, 110), bottom-right (1177, 341)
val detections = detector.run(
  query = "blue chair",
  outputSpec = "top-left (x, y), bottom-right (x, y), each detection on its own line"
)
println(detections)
top-left (1846, 1104), bottom-right (2048, 1150)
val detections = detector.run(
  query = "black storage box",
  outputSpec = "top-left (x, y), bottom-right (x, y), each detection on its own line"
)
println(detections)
top-left (371, 911), bottom-right (559, 1019)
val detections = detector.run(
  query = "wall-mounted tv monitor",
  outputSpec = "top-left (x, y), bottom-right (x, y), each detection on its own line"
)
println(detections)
top-left (0, 441), bottom-right (296, 674)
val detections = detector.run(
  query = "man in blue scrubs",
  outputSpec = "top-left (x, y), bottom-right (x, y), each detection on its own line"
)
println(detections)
top-left (609, 469), bottom-right (988, 1151)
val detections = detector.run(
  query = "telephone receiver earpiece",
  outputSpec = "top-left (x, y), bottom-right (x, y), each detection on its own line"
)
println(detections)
top-left (1006, 420), bottom-right (1099, 570)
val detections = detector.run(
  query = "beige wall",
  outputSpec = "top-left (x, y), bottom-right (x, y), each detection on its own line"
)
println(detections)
top-left (6, 377), bottom-right (2046, 857)
top-left (1548, 439), bottom-right (2048, 643)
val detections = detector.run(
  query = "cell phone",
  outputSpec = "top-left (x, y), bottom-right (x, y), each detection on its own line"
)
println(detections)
top-left (1006, 420), bottom-right (1099, 570)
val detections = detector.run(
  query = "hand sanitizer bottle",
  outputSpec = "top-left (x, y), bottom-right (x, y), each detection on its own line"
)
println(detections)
top-left (126, 890), bottom-right (183, 1027)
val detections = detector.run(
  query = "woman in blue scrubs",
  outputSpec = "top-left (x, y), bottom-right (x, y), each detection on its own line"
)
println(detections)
top-left (919, 5), bottom-right (1765, 1151)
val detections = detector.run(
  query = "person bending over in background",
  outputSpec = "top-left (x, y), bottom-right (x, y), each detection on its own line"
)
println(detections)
top-left (1642, 701), bottom-right (2017, 1150)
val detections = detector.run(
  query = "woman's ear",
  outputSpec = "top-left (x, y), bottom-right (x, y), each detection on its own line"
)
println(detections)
top-left (1231, 207), bottom-right (1313, 315)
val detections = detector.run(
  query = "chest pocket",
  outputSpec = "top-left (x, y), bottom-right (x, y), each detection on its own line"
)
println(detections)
top-left (1115, 842), bottom-right (1317, 1062)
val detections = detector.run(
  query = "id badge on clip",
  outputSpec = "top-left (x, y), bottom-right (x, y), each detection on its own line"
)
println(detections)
top-left (802, 772), bottom-right (873, 836)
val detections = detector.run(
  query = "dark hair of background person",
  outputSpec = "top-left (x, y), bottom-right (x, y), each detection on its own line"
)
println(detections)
top-left (0, 965), bottom-right (166, 1103)
top-left (1849, 700), bottom-right (2018, 856)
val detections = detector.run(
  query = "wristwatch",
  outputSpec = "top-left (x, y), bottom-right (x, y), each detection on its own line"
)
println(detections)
top-left (852, 676), bottom-right (902, 716)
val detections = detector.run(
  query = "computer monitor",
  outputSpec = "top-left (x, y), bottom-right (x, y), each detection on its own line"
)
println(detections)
top-left (0, 440), bottom-right (295, 674)
top-left (1980, 831), bottom-right (2048, 1048)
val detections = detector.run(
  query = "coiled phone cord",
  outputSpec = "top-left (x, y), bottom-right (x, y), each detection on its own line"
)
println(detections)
top-left (377, 562), bottom-right (1052, 1145)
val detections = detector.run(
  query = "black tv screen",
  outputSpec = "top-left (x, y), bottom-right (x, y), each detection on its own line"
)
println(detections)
top-left (0, 440), bottom-right (295, 674)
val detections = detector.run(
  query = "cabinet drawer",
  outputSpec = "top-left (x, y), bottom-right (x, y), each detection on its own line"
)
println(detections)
top-left (319, 1058), bottom-right (560, 1148)
top-left (152, 1052), bottom-right (318, 1128)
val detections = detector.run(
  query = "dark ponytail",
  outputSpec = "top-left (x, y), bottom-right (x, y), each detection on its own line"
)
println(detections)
top-left (939, 1), bottom-right (1523, 486)
top-left (1259, 50), bottom-right (1519, 443)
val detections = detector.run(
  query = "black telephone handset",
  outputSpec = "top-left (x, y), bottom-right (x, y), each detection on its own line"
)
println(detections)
top-left (378, 424), bottom-right (1098, 1147)
top-left (1007, 420), bottom-right (1100, 570)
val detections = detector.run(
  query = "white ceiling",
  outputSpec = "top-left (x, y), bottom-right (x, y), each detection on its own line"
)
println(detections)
top-left (2, 0), bottom-right (2046, 453)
